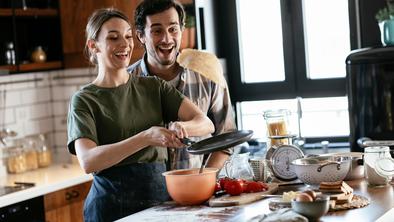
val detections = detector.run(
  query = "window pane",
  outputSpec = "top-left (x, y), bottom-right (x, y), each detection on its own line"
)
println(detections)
top-left (237, 97), bottom-right (349, 141)
top-left (237, 0), bottom-right (285, 83)
top-left (303, 0), bottom-right (350, 79)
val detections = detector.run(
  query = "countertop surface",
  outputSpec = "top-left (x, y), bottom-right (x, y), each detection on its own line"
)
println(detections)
top-left (0, 163), bottom-right (92, 208)
top-left (118, 179), bottom-right (394, 222)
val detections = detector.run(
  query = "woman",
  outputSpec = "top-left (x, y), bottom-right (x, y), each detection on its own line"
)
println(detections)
top-left (67, 8), bottom-right (214, 222)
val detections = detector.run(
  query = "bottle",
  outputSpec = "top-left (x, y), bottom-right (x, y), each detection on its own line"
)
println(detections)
top-left (31, 46), bottom-right (47, 63)
top-left (5, 42), bottom-right (16, 65)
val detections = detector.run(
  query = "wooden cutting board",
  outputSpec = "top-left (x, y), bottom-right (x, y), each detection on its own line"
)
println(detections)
top-left (209, 183), bottom-right (279, 207)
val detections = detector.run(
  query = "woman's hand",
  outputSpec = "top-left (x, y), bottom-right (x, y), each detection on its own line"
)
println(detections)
top-left (143, 126), bottom-right (185, 148)
top-left (168, 121), bottom-right (189, 139)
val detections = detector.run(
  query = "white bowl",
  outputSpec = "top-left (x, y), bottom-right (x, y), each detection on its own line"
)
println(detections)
top-left (291, 194), bottom-right (330, 221)
top-left (291, 156), bottom-right (351, 185)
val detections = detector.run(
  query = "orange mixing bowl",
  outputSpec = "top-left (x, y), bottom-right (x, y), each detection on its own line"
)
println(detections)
top-left (162, 168), bottom-right (219, 205)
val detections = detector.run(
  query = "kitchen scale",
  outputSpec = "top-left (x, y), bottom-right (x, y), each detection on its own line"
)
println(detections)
top-left (265, 135), bottom-right (304, 181)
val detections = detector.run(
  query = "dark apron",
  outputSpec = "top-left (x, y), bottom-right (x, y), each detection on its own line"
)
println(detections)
top-left (83, 162), bottom-right (170, 222)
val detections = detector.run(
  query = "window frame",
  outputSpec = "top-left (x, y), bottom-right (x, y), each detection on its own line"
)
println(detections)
top-left (213, 0), bottom-right (359, 137)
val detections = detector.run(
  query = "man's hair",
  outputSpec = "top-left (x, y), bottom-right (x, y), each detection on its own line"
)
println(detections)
top-left (134, 0), bottom-right (185, 35)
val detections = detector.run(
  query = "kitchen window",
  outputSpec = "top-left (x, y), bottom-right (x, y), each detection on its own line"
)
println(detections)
top-left (216, 0), bottom-right (357, 144)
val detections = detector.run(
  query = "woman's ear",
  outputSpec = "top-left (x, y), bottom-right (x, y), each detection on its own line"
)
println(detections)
top-left (87, 39), bottom-right (99, 53)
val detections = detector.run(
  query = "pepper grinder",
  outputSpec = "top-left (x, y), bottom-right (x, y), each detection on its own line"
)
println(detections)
top-left (5, 42), bottom-right (16, 65)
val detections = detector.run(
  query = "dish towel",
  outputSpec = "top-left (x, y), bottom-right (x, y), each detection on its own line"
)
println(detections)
top-left (248, 208), bottom-right (308, 222)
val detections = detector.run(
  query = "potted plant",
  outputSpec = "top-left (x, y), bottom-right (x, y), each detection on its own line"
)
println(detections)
top-left (376, 0), bottom-right (394, 46)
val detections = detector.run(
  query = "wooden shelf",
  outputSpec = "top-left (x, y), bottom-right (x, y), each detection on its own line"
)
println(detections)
top-left (0, 8), bottom-right (12, 16)
top-left (19, 61), bottom-right (62, 72)
top-left (0, 65), bottom-right (17, 74)
top-left (15, 8), bottom-right (58, 17)
top-left (177, 0), bottom-right (194, 4)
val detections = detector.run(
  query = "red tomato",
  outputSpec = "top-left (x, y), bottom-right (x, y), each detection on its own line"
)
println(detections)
top-left (224, 179), bottom-right (244, 196)
top-left (219, 177), bottom-right (231, 190)
top-left (214, 182), bottom-right (221, 192)
top-left (243, 181), bottom-right (268, 193)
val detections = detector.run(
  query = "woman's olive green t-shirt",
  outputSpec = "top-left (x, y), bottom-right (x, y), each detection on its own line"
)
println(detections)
top-left (67, 75), bottom-right (184, 165)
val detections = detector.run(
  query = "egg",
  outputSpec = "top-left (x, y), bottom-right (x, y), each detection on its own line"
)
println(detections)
top-left (303, 190), bottom-right (317, 201)
top-left (295, 193), bottom-right (313, 202)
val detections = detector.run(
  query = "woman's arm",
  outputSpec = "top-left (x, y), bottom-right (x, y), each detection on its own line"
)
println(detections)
top-left (170, 98), bottom-right (214, 138)
top-left (75, 126), bottom-right (184, 173)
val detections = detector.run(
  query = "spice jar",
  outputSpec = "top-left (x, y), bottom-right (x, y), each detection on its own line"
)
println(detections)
top-left (37, 134), bottom-right (51, 167)
top-left (6, 146), bottom-right (27, 174)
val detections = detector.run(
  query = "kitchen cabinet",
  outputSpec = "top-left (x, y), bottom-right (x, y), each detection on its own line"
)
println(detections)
top-left (0, 0), bottom-right (63, 74)
top-left (44, 181), bottom-right (92, 222)
top-left (59, 0), bottom-right (142, 68)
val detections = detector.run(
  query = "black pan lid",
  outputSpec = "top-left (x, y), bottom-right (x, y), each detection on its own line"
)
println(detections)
top-left (186, 130), bottom-right (253, 155)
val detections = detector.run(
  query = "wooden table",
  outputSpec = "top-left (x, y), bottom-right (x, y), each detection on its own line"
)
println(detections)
top-left (118, 179), bottom-right (394, 222)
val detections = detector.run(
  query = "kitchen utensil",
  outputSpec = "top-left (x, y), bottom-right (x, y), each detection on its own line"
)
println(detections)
top-left (186, 130), bottom-right (253, 155)
top-left (320, 152), bottom-right (364, 180)
top-left (249, 158), bottom-right (265, 181)
top-left (291, 194), bottom-right (330, 221)
top-left (265, 144), bottom-right (304, 181)
top-left (162, 168), bottom-right (219, 205)
top-left (291, 156), bottom-right (351, 185)
top-left (208, 183), bottom-right (279, 207)
top-left (198, 153), bottom-right (211, 174)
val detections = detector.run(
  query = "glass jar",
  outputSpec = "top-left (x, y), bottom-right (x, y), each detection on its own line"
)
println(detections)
top-left (263, 109), bottom-right (291, 147)
top-left (364, 146), bottom-right (394, 187)
top-left (224, 152), bottom-right (254, 181)
top-left (6, 146), bottom-right (27, 174)
top-left (37, 134), bottom-right (51, 167)
top-left (24, 139), bottom-right (38, 171)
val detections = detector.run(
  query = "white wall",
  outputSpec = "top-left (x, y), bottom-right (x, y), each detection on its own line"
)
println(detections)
top-left (0, 68), bottom-right (96, 164)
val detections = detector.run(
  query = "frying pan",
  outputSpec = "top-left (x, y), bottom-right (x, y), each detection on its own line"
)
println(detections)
top-left (185, 130), bottom-right (254, 155)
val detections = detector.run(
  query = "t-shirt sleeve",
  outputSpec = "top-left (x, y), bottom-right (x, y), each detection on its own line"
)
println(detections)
top-left (159, 79), bottom-right (184, 122)
top-left (67, 93), bottom-right (98, 155)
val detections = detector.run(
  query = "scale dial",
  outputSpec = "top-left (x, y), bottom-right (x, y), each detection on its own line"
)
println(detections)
top-left (266, 145), bottom-right (304, 181)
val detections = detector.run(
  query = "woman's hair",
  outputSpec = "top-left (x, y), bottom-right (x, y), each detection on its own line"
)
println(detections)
top-left (134, 0), bottom-right (185, 36)
top-left (84, 8), bottom-right (131, 65)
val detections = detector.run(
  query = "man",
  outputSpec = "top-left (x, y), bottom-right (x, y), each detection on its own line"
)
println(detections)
top-left (128, 0), bottom-right (236, 170)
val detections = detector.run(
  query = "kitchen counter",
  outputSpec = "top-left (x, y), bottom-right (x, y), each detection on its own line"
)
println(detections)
top-left (118, 179), bottom-right (394, 222)
top-left (0, 163), bottom-right (92, 208)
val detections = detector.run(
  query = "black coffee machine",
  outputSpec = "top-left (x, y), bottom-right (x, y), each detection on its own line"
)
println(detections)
top-left (346, 47), bottom-right (394, 152)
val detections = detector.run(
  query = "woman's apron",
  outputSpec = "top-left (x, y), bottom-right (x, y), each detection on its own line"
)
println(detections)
top-left (83, 162), bottom-right (169, 222)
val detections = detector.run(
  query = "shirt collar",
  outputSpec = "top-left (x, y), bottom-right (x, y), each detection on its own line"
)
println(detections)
top-left (139, 52), bottom-right (187, 80)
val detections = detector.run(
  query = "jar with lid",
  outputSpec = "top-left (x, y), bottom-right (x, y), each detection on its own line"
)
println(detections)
top-left (36, 134), bottom-right (51, 167)
top-left (5, 146), bottom-right (27, 174)
top-left (364, 146), bottom-right (394, 187)
top-left (23, 139), bottom-right (38, 171)
top-left (263, 109), bottom-right (291, 147)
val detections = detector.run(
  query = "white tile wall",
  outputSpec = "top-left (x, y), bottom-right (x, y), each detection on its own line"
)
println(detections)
top-left (0, 68), bottom-right (95, 163)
